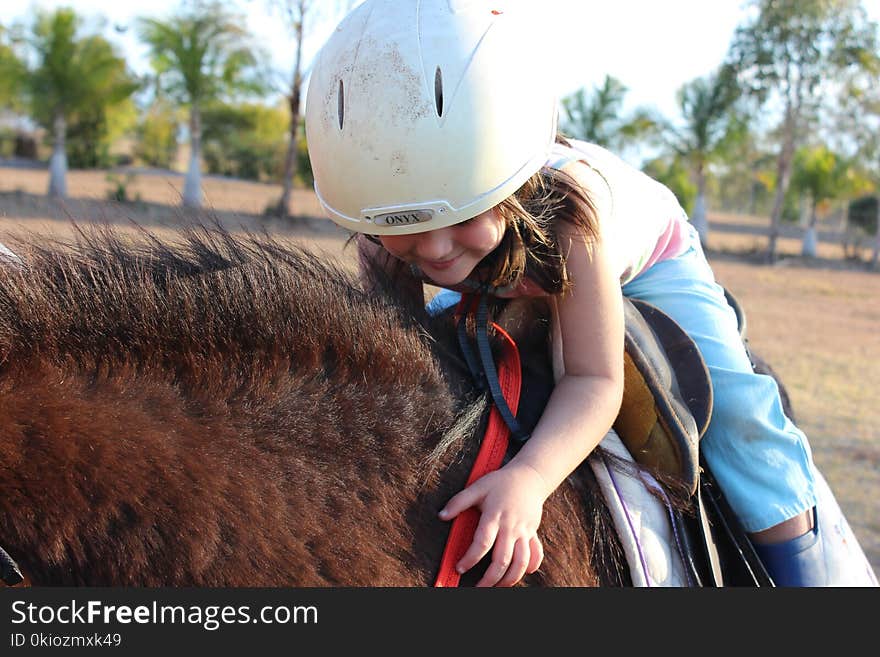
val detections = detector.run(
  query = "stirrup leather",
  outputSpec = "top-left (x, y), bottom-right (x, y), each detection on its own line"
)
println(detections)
top-left (613, 298), bottom-right (712, 495)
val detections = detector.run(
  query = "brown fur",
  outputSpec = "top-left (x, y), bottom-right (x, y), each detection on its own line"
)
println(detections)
top-left (0, 224), bottom-right (629, 586)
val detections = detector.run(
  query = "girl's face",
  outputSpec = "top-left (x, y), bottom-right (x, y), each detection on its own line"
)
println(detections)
top-left (378, 208), bottom-right (506, 286)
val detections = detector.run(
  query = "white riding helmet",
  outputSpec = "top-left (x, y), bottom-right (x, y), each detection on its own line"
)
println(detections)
top-left (305, 0), bottom-right (558, 235)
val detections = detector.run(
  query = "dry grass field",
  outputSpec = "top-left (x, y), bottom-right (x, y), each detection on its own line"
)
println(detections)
top-left (1, 164), bottom-right (878, 580)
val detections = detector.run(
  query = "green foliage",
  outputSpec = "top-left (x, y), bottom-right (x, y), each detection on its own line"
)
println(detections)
top-left (200, 102), bottom-right (288, 181)
top-left (847, 194), bottom-right (878, 236)
top-left (66, 108), bottom-right (110, 168)
top-left (136, 0), bottom-right (271, 207)
top-left (28, 9), bottom-right (79, 119)
top-left (561, 76), bottom-right (625, 145)
top-left (729, 0), bottom-right (878, 113)
top-left (641, 156), bottom-right (697, 215)
top-left (23, 7), bottom-right (140, 173)
top-left (136, 1), bottom-right (270, 109)
top-left (722, 0), bottom-right (879, 257)
top-left (790, 146), bottom-right (844, 207)
top-left (28, 9), bottom-right (139, 130)
top-left (135, 102), bottom-right (179, 169)
top-left (0, 25), bottom-right (26, 111)
top-left (105, 172), bottom-right (140, 203)
top-left (787, 145), bottom-right (876, 223)
top-left (296, 123), bottom-right (313, 188)
top-left (0, 129), bottom-right (14, 158)
top-left (65, 97), bottom-right (138, 168)
top-left (780, 187), bottom-right (803, 223)
top-left (713, 141), bottom-right (777, 215)
top-left (658, 65), bottom-right (747, 228)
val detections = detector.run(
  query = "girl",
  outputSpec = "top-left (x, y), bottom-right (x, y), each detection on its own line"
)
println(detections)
top-left (304, 0), bottom-right (873, 587)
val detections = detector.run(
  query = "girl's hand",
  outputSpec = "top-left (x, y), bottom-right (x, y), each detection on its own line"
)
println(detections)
top-left (438, 462), bottom-right (548, 587)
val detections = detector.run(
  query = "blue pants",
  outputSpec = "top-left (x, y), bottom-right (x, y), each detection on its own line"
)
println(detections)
top-left (429, 227), bottom-right (816, 533)
top-left (620, 227), bottom-right (815, 532)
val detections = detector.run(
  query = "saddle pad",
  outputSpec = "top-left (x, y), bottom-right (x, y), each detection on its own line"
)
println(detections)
top-left (589, 429), bottom-right (691, 587)
top-left (591, 431), bottom-right (879, 587)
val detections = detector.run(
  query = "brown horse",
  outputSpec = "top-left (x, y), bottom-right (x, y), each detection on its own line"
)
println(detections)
top-left (0, 224), bottom-right (652, 587)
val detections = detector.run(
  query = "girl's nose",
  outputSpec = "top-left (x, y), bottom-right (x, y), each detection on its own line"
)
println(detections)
top-left (413, 228), bottom-right (454, 260)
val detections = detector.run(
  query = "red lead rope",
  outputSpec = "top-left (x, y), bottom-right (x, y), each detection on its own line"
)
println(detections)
top-left (433, 297), bottom-right (523, 588)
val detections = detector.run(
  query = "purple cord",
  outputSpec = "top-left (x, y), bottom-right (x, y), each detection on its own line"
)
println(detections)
top-left (601, 451), bottom-right (653, 585)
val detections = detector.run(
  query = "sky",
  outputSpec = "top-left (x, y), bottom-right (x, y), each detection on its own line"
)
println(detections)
top-left (6, 0), bottom-right (880, 122)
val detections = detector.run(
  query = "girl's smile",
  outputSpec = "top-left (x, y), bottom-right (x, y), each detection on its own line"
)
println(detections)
top-left (378, 208), bottom-right (505, 286)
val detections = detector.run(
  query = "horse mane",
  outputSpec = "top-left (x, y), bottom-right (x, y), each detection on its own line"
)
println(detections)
top-left (0, 224), bottom-right (440, 395)
top-left (0, 222), bottom-right (628, 586)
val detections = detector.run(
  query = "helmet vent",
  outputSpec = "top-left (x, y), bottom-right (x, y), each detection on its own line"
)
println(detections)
top-left (434, 66), bottom-right (444, 117)
top-left (337, 79), bottom-right (345, 130)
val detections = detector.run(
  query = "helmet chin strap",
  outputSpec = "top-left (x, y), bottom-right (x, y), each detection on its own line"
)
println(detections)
top-left (411, 264), bottom-right (507, 297)
top-left (411, 264), bottom-right (532, 435)
top-left (414, 268), bottom-right (530, 439)
top-left (455, 291), bottom-right (529, 444)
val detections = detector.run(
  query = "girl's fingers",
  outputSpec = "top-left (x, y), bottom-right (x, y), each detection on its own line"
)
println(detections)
top-left (526, 535), bottom-right (544, 574)
top-left (475, 529), bottom-right (516, 587)
top-left (438, 482), bottom-right (483, 521)
top-left (456, 515), bottom-right (501, 577)
top-left (495, 538), bottom-right (531, 587)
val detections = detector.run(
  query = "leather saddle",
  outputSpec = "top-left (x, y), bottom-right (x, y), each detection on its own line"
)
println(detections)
top-left (616, 297), bottom-right (709, 496)
top-left (616, 292), bottom-right (773, 586)
top-left (454, 288), bottom-right (773, 586)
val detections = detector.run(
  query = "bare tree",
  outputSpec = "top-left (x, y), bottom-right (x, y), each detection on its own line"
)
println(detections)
top-left (268, 0), bottom-right (310, 219)
top-left (267, 0), bottom-right (359, 219)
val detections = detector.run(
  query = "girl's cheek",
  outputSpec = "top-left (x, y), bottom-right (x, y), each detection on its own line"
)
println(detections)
top-left (378, 235), bottom-right (410, 259)
top-left (461, 221), bottom-right (505, 252)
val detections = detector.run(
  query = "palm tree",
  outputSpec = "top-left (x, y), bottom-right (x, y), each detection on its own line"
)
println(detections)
top-left (27, 8), bottom-right (137, 197)
top-left (658, 66), bottom-right (742, 245)
top-left (137, 1), bottom-right (267, 208)
top-left (560, 75), bottom-right (655, 155)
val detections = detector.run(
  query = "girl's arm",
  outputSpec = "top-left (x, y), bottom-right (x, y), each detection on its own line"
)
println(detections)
top-left (513, 222), bottom-right (625, 492)
top-left (439, 218), bottom-right (625, 587)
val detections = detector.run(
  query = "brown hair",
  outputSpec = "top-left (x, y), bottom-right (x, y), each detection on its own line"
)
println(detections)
top-left (356, 134), bottom-right (599, 296)
top-left (481, 136), bottom-right (599, 294)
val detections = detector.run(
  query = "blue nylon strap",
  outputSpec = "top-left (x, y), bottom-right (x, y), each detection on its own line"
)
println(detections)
top-left (456, 311), bottom-right (486, 391)
top-left (471, 294), bottom-right (530, 443)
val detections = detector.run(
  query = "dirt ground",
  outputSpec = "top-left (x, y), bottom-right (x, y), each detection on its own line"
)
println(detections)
top-left (1, 165), bottom-right (878, 579)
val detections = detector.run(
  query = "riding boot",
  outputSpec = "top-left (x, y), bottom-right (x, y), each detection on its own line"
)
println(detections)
top-left (752, 508), bottom-right (830, 587)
